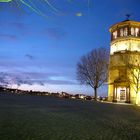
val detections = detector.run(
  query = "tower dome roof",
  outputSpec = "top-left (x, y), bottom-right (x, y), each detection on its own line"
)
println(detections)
top-left (109, 19), bottom-right (140, 33)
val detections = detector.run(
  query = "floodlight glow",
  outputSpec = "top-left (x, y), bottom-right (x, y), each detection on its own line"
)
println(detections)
top-left (0, 0), bottom-right (12, 2)
top-left (0, 0), bottom-right (90, 18)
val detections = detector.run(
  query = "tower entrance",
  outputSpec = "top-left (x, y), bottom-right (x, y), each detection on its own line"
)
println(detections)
top-left (117, 87), bottom-right (126, 102)
top-left (113, 84), bottom-right (130, 103)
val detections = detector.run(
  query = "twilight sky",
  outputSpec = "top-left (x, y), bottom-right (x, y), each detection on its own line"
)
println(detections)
top-left (0, 0), bottom-right (140, 96)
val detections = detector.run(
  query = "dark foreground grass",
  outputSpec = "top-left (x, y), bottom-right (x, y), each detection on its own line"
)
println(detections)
top-left (0, 93), bottom-right (140, 140)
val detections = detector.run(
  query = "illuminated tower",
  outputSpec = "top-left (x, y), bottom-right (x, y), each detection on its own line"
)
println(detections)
top-left (108, 19), bottom-right (140, 104)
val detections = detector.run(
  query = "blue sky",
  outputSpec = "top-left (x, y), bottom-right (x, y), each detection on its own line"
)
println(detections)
top-left (0, 0), bottom-right (140, 96)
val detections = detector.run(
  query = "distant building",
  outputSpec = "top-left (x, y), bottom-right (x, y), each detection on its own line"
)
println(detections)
top-left (108, 19), bottom-right (140, 105)
top-left (75, 94), bottom-right (86, 99)
top-left (61, 92), bottom-right (70, 98)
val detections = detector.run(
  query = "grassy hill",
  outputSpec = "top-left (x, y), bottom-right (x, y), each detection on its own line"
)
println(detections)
top-left (0, 93), bottom-right (140, 140)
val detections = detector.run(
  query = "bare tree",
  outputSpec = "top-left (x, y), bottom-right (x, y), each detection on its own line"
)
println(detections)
top-left (123, 51), bottom-right (140, 105)
top-left (77, 47), bottom-right (109, 100)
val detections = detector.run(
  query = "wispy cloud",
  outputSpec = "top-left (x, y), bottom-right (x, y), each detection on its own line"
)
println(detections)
top-left (25, 54), bottom-right (34, 60)
top-left (0, 22), bottom-right (27, 30)
top-left (0, 34), bottom-right (17, 41)
top-left (42, 27), bottom-right (67, 40)
top-left (13, 22), bottom-right (25, 28)
top-left (0, 71), bottom-right (77, 87)
top-left (0, 22), bottom-right (31, 36)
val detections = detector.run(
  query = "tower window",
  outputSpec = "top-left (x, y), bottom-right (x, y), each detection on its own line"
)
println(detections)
top-left (131, 27), bottom-right (135, 36)
top-left (120, 29), bottom-right (123, 37)
top-left (113, 31), bottom-right (117, 39)
top-left (124, 28), bottom-right (128, 36)
top-left (135, 28), bottom-right (139, 37)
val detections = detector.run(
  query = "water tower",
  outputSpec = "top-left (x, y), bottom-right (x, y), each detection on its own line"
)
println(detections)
top-left (108, 18), bottom-right (140, 104)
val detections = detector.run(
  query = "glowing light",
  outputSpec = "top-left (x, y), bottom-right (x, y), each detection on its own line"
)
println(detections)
top-left (113, 31), bottom-right (117, 39)
top-left (135, 28), bottom-right (139, 37)
top-left (131, 27), bottom-right (135, 36)
top-left (111, 42), bottom-right (127, 54)
top-left (79, 94), bottom-right (85, 99)
top-left (111, 40), bottom-right (140, 54)
top-left (76, 12), bottom-right (83, 17)
top-left (0, 0), bottom-right (12, 2)
top-left (0, 0), bottom-right (47, 17)
top-left (44, 0), bottom-right (60, 13)
top-left (0, 0), bottom-right (90, 18)
top-left (120, 28), bottom-right (124, 37)
top-left (20, 0), bottom-right (47, 17)
top-left (124, 27), bottom-right (128, 36)
top-left (116, 87), bottom-right (126, 101)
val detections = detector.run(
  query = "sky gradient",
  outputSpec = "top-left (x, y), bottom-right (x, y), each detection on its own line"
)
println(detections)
top-left (0, 0), bottom-right (140, 96)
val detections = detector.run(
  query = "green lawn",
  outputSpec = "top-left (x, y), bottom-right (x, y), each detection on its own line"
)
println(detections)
top-left (0, 93), bottom-right (140, 140)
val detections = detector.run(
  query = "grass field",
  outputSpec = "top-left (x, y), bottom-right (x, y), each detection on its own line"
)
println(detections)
top-left (0, 93), bottom-right (140, 140)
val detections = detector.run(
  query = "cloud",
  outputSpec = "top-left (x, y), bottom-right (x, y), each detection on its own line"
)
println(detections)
top-left (0, 22), bottom-right (27, 30)
top-left (11, 22), bottom-right (27, 30)
top-left (42, 27), bottom-right (67, 40)
top-left (0, 22), bottom-right (30, 36)
top-left (0, 34), bottom-right (17, 41)
top-left (0, 72), bottom-right (32, 86)
top-left (25, 54), bottom-right (34, 60)
top-left (0, 71), bottom-right (77, 88)
top-left (46, 79), bottom-right (77, 85)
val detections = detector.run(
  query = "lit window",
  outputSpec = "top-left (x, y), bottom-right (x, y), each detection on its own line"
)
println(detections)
top-left (113, 31), bottom-right (117, 39)
top-left (131, 27), bottom-right (135, 36)
top-left (135, 28), bottom-right (139, 37)
top-left (120, 29), bottom-right (123, 37)
top-left (124, 28), bottom-right (128, 36)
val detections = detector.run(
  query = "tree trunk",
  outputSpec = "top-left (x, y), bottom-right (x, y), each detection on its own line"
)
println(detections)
top-left (94, 87), bottom-right (97, 101)
top-left (136, 92), bottom-right (139, 105)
